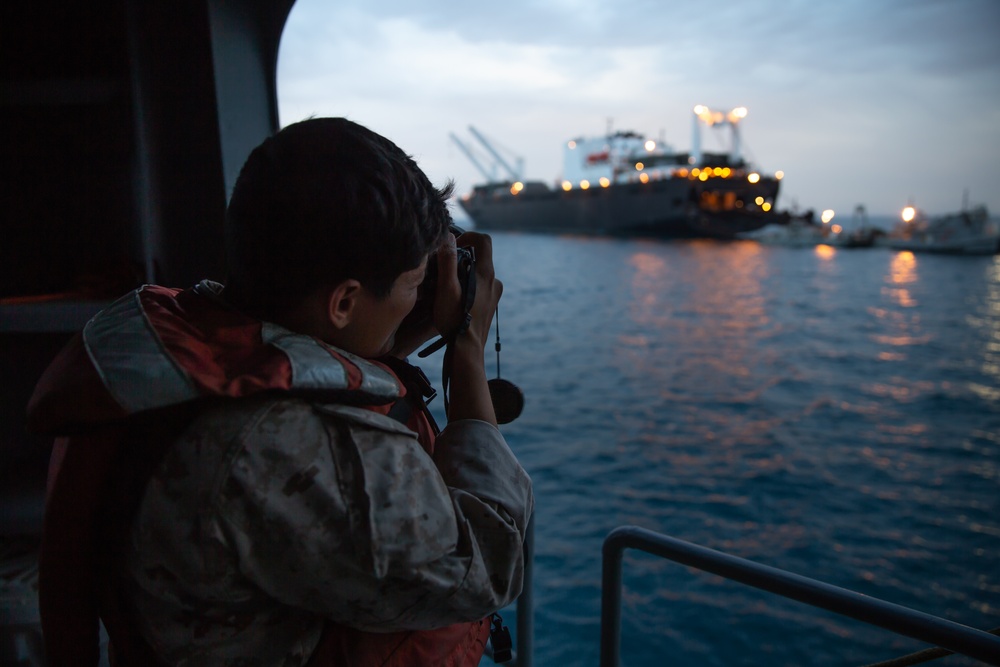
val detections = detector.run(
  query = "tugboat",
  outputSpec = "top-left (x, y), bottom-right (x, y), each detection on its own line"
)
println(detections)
top-left (881, 203), bottom-right (999, 255)
top-left (454, 106), bottom-right (784, 239)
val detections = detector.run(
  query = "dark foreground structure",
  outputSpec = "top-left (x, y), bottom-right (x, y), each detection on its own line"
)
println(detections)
top-left (1, 2), bottom-right (295, 661)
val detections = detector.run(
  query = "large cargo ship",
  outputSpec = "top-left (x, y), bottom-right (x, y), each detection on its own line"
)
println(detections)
top-left (455, 106), bottom-right (785, 239)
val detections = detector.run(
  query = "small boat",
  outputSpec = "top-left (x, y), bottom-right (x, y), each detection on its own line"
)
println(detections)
top-left (825, 205), bottom-right (883, 248)
top-left (453, 106), bottom-right (784, 239)
top-left (880, 205), bottom-right (999, 255)
top-left (737, 209), bottom-right (831, 247)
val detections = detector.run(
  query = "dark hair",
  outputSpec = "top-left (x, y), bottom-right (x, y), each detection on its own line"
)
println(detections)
top-left (224, 117), bottom-right (453, 319)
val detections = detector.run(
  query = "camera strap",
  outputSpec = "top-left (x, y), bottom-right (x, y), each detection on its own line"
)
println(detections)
top-left (441, 304), bottom-right (524, 425)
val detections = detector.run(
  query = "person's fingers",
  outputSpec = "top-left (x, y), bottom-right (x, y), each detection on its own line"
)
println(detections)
top-left (433, 234), bottom-right (463, 334)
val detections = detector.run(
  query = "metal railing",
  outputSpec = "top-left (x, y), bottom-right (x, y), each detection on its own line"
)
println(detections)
top-left (600, 525), bottom-right (1000, 667)
top-left (485, 516), bottom-right (533, 666)
top-left (515, 516), bottom-right (534, 667)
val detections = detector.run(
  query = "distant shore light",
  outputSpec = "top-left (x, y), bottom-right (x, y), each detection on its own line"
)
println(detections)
top-left (599, 176), bottom-right (611, 188)
top-left (635, 162), bottom-right (644, 171)
top-left (775, 170), bottom-right (784, 180)
top-left (645, 140), bottom-right (656, 151)
top-left (580, 180), bottom-right (591, 190)
top-left (821, 209), bottom-right (835, 223)
top-left (561, 180), bottom-right (572, 191)
top-left (748, 172), bottom-right (760, 184)
top-left (762, 202), bottom-right (772, 212)
top-left (639, 172), bottom-right (650, 184)
top-left (755, 196), bottom-right (764, 206)
top-left (901, 206), bottom-right (916, 222)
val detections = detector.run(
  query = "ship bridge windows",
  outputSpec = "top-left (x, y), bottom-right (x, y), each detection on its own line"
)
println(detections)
top-left (699, 190), bottom-right (741, 212)
top-left (643, 154), bottom-right (689, 168)
top-left (700, 152), bottom-right (734, 168)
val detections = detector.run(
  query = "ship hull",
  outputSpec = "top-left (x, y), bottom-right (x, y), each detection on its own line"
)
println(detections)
top-left (459, 176), bottom-right (781, 239)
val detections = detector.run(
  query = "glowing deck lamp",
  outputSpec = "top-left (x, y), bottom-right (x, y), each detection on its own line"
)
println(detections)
top-left (561, 180), bottom-right (573, 191)
top-left (901, 206), bottom-right (916, 222)
top-left (821, 209), bottom-right (835, 224)
top-left (747, 172), bottom-right (760, 184)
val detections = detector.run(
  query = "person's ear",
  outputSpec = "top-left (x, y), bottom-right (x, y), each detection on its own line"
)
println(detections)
top-left (325, 279), bottom-right (363, 329)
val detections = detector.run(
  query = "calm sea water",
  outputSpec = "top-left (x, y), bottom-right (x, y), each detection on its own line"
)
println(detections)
top-left (417, 234), bottom-right (1000, 667)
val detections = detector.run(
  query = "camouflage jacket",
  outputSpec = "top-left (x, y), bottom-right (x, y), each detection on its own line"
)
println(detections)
top-left (124, 400), bottom-right (532, 666)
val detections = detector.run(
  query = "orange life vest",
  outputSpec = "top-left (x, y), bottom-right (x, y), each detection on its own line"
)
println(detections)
top-left (28, 281), bottom-right (491, 667)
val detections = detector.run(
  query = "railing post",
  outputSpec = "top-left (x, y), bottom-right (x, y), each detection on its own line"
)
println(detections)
top-left (516, 515), bottom-right (534, 667)
top-left (599, 527), bottom-right (627, 667)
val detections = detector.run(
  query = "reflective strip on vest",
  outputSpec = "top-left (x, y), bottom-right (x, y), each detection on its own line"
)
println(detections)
top-left (83, 289), bottom-right (198, 414)
top-left (261, 323), bottom-right (399, 397)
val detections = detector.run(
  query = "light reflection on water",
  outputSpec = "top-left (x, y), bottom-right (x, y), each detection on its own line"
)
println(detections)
top-left (420, 236), bottom-right (999, 666)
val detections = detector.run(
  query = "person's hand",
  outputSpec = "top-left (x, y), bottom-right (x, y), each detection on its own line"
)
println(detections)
top-left (433, 231), bottom-right (502, 350)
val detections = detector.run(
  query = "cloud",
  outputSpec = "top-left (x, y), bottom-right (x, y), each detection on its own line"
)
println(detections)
top-left (277, 0), bottom-right (1000, 215)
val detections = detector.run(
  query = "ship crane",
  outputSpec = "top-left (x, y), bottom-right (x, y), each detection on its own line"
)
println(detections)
top-left (691, 105), bottom-right (747, 168)
top-left (464, 126), bottom-right (524, 182)
top-left (449, 133), bottom-right (497, 184)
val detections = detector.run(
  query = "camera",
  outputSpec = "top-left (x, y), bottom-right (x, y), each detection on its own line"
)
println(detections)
top-left (413, 225), bottom-right (476, 357)
top-left (419, 225), bottom-right (475, 312)
top-left (412, 225), bottom-right (523, 423)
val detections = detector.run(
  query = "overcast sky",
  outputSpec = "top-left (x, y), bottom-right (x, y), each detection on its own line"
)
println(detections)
top-left (276, 0), bottom-right (1000, 220)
